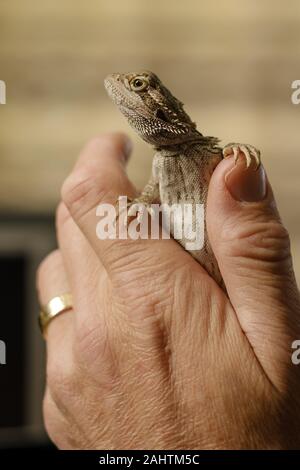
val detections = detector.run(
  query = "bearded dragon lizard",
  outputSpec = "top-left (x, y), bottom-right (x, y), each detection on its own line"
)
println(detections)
top-left (104, 71), bottom-right (260, 287)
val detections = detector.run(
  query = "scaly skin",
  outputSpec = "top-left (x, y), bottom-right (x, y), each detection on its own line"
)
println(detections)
top-left (104, 71), bottom-right (260, 287)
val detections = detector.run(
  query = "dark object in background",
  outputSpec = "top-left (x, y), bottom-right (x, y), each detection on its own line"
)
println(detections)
top-left (0, 214), bottom-right (55, 448)
top-left (0, 255), bottom-right (26, 426)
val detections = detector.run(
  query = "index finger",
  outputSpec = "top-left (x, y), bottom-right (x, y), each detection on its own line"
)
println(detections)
top-left (61, 133), bottom-right (181, 279)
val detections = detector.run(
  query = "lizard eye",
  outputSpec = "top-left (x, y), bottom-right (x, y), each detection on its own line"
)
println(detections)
top-left (130, 77), bottom-right (149, 92)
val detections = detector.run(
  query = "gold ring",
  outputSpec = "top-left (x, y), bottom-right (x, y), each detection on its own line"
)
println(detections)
top-left (39, 293), bottom-right (73, 338)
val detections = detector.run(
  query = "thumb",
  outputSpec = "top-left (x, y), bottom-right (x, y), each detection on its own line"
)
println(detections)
top-left (207, 155), bottom-right (300, 389)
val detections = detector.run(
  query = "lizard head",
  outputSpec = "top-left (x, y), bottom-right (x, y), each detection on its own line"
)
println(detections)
top-left (104, 71), bottom-right (202, 148)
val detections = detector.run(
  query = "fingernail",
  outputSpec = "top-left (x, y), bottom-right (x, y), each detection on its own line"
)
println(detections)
top-left (225, 159), bottom-right (267, 202)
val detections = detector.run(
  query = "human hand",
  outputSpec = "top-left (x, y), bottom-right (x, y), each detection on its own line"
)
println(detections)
top-left (37, 133), bottom-right (300, 449)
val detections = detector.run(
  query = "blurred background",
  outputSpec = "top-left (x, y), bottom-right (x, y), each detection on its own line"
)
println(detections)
top-left (0, 0), bottom-right (299, 448)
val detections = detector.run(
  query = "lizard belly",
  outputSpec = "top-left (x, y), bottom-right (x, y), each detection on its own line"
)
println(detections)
top-left (155, 152), bottom-right (223, 286)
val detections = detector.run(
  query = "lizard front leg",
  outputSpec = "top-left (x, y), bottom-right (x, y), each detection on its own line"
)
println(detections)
top-left (223, 143), bottom-right (261, 169)
top-left (126, 177), bottom-right (160, 220)
top-left (115, 177), bottom-right (160, 226)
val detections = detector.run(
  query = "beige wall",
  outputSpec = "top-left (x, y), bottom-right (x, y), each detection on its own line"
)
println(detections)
top-left (0, 0), bottom-right (300, 281)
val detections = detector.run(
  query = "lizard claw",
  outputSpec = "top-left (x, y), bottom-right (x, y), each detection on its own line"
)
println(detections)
top-left (115, 199), bottom-right (155, 228)
top-left (223, 143), bottom-right (261, 170)
top-left (128, 203), bottom-right (155, 224)
top-left (113, 197), bottom-right (133, 229)
top-left (127, 203), bottom-right (144, 224)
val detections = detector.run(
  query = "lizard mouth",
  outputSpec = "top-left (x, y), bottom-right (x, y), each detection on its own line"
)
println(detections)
top-left (104, 78), bottom-right (122, 104)
top-left (104, 77), bottom-right (139, 111)
top-left (155, 108), bottom-right (170, 123)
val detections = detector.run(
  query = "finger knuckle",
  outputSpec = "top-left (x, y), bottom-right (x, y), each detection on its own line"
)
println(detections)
top-left (43, 394), bottom-right (75, 449)
top-left (222, 218), bottom-right (291, 264)
top-left (55, 201), bottom-right (71, 228)
top-left (36, 249), bottom-right (62, 287)
top-left (46, 361), bottom-right (79, 404)
top-left (61, 169), bottom-right (113, 221)
top-left (73, 319), bottom-right (121, 391)
top-left (42, 397), bottom-right (61, 446)
top-left (61, 170), bottom-right (94, 210)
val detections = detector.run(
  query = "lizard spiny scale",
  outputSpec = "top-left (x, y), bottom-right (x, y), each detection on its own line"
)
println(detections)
top-left (104, 71), bottom-right (261, 289)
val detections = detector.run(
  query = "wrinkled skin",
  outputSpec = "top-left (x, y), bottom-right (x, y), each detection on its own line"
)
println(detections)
top-left (37, 133), bottom-right (300, 449)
